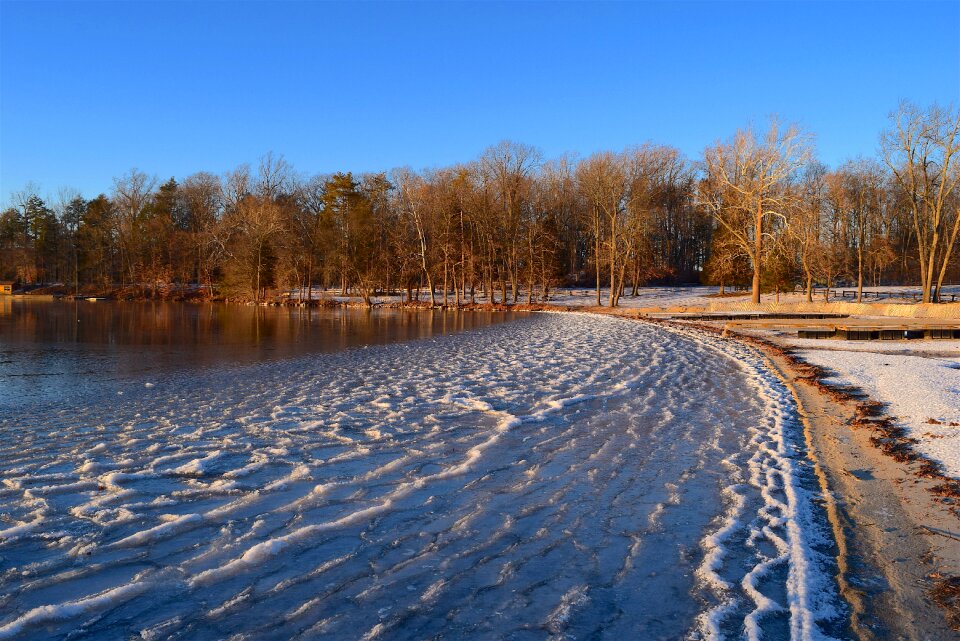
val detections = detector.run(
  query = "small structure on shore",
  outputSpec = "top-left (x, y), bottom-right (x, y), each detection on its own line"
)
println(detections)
top-left (651, 311), bottom-right (850, 321)
top-left (0, 281), bottom-right (13, 295)
top-left (796, 324), bottom-right (960, 341)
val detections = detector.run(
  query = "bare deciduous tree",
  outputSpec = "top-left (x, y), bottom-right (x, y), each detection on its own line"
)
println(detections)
top-left (577, 151), bottom-right (628, 306)
top-left (881, 101), bottom-right (960, 302)
top-left (700, 118), bottom-right (813, 303)
top-left (112, 168), bottom-right (158, 286)
top-left (791, 163), bottom-right (827, 301)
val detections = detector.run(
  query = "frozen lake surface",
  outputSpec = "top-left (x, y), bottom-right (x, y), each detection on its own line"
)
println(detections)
top-left (0, 306), bottom-right (844, 640)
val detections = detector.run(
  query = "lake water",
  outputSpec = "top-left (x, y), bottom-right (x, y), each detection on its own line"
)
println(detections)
top-left (0, 302), bottom-right (845, 640)
top-left (0, 300), bottom-right (522, 409)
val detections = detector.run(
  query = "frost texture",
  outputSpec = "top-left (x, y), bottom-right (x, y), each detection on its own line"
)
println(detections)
top-left (0, 314), bottom-right (842, 640)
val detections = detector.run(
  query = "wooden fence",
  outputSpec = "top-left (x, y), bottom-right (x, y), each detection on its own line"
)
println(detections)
top-left (795, 287), bottom-right (959, 303)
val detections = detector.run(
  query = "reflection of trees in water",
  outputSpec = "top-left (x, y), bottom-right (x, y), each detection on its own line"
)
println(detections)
top-left (2, 301), bottom-right (519, 352)
top-left (0, 302), bottom-right (524, 410)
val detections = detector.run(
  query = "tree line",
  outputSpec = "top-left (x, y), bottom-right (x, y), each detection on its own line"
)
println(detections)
top-left (2, 100), bottom-right (958, 305)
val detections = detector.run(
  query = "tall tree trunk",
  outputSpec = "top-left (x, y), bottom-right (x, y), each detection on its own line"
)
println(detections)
top-left (612, 259), bottom-right (628, 307)
top-left (856, 246), bottom-right (864, 303)
top-left (255, 243), bottom-right (262, 304)
top-left (527, 234), bottom-right (535, 304)
top-left (802, 251), bottom-right (813, 302)
top-left (608, 220), bottom-right (617, 307)
top-left (933, 212), bottom-right (960, 303)
top-left (913, 205), bottom-right (932, 303)
top-left (924, 239), bottom-right (937, 303)
top-left (752, 200), bottom-right (763, 304)
top-left (442, 257), bottom-right (448, 306)
top-left (595, 210), bottom-right (602, 306)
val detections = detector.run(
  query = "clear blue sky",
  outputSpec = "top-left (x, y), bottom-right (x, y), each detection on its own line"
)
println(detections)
top-left (2, 1), bottom-right (958, 205)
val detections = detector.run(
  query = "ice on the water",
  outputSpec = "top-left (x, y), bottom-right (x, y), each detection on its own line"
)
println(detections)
top-left (0, 313), bottom-right (844, 640)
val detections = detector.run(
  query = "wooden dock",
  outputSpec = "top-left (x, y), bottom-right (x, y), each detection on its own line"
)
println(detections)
top-left (658, 311), bottom-right (960, 342)
top-left (793, 324), bottom-right (960, 341)
top-left (648, 311), bottom-right (850, 322)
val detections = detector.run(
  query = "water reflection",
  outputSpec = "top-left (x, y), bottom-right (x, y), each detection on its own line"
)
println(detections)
top-left (0, 299), bottom-right (524, 408)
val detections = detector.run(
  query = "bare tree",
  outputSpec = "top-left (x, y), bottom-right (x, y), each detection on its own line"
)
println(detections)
top-left (290, 174), bottom-right (331, 302)
top-left (703, 226), bottom-right (749, 294)
top-left (180, 172), bottom-right (223, 295)
top-left (791, 163), bottom-right (827, 301)
top-left (222, 164), bottom-right (252, 211)
top-left (577, 151), bottom-right (628, 306)
top-left (112, 168), bottom-right (158, 286)
top-left (479, 141), bottom-right (541, 303)
top-left (222, 195), bottom-right (285, 302)
top-left (700, 118), bottom-right (813, 303)
top-left (827, 159), bottom-right (885, 302)
top-left (256, 152), bottom-right (292, 200)
top-left (881, 101), bottom-right (960, 302)
top-left (394, 168), bottom-right (437, 305)
top-left (619, 145), bottom-right (683, 304)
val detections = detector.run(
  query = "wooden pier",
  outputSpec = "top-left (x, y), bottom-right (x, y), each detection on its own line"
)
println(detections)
top-left (795, 324), bottom-right (960, 341)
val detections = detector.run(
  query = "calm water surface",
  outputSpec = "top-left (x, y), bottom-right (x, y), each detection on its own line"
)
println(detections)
top-left (0, 299), bottom-right (523, 408)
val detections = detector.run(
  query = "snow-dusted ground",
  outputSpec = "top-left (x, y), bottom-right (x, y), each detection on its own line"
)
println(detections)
top-left (543, 285), bottom-right (960, 308)
top-left (0, 314), bottom-right (844, 639)
top-left (293, 286), bottom-right (724, 308)
top-left (783, 338), bottom-right (960, 355)
top-left (291, 285), bottom-right (960, 309)
top-left (545, 286), bottom-right (724, 308)
top-left (795, 346), bottom-right (960, 478)
top-left (286, 285), bottom-right (727, 308)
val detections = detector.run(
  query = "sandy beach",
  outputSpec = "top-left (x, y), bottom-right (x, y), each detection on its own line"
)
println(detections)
top-left (752, 336), bottom-right (959, 639)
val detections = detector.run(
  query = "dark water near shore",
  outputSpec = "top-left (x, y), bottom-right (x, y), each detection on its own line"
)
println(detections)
top-left (0, 299), bottom-right (524, 408)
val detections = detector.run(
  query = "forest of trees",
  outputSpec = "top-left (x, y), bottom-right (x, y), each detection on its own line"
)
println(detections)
top-left (2, 101), bottom-right (958, 305)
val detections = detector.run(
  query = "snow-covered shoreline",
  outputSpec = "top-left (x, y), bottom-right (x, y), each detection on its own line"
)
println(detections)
top-left (735, 331), bottom-right (960, 482)
top-left (795, 347), bottom-right (960, 478)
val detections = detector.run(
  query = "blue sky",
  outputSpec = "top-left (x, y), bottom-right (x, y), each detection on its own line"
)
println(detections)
top-left (1, 1), bottom-right (958, 204)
